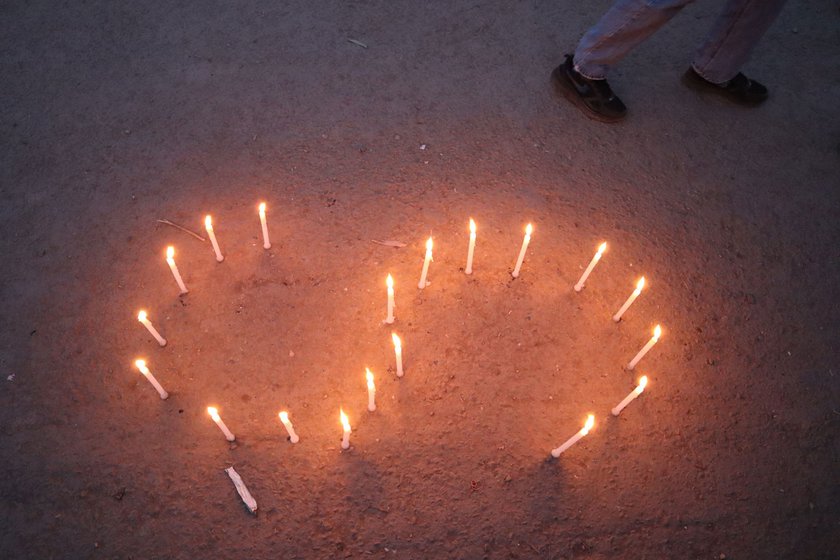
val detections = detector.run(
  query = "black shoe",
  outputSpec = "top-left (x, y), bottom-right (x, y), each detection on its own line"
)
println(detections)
top-left (682, 67), bottom-right (768, 106)
top-left (551, 54), bottom-right (627, 123)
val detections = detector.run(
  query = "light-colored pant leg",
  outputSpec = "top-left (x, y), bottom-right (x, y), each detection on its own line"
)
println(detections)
top-left (691, 0), bottom-right (788, 83)
top-left (574, 0), bottom-right (695, 79)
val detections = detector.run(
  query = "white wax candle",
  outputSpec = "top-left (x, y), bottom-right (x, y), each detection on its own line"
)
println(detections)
top-left (551, 414), bottom-right (595, 457)
top-left (385, 274), bottom-right (395, 324)
top-left (224, 466), bottom-right (257, 514)
top-left (366, 368), bottom-right (376, 412)
top-left (207, 406), bottom-right (236, 441)
top-left (465, 218), bottom-right (476, 275)
top-left (612, 376), bottom-right (648, 416)
top-left (134, 359), bottom-right (168, 399)
top-left (511, 223), bottom-right (533, 278)
top-left (627, 325), bottom-right (662, 370)
top-left (392, 333), bottom-right (404, 377)
top-left (417, 237), bottom-right (433, 289)
top-left (258, 202), bottom-right (271, 249)
top-left (613, 277), bottom-right (645, 322)
top-left (204, 215), bottom-right (224, 262)
top-left (278, 411), bottom-right (300, 443)
top-left (574, 242), bottom-right (607, 292)
top-left (165, 246), bottom-right (188, 294)
top-left (340, 408), bottom-right (351, 450)
top-left (137, 310), bottom-right (167, 347)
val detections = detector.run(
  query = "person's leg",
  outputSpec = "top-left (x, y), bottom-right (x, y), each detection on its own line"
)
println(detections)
top-left (574, 0), bottom-right (696, 79)
top-left (691, 0), bottom-right (787, 84)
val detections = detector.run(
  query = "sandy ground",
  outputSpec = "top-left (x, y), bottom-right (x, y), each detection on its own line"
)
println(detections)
top-left (1, 1), bottom-right (839, 558)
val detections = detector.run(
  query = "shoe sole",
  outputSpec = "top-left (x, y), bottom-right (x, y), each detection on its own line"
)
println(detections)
top-left (680, 69), bottom-right (766, 107)
top-left (550, 65), bottom-right (626, 124)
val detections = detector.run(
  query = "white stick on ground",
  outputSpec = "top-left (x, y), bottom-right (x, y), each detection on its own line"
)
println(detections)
top-left (225, 467), bottom-right (257, 514)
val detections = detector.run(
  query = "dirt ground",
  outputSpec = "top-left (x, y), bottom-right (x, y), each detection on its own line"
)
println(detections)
top-left (1, 1), bottom-right (839, 558)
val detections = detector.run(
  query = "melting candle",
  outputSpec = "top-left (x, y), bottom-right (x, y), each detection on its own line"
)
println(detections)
top-left (137, 310), bottom-right (167, 347)
top-left (613, 277), bottom-right (645, 322)
top-left (612, 376), bottom-right (648, 416)
top-left (511, 223), bottom-right (532, 278)
top-left (627, 325), bottom-right (662, 370)
top-left (258, 202), bottom-right (271, 249)
top-left (278, 411), bottom-right (300, 443)
top-left (574, 242), bottom-right (607, 292)
top-left (551, 414), bottom-right (595, 457)
top-left (392, 332), bottom-right (404, 377)
top-left (465, 218), bottom-right (477, 275)
top-left (134, 359), bottom-right (168, 400)
top-left (418, 237), bottom-right (433, 289)
top-left (366, 368), bottom-right (376, 412)
top-left (165, 246), bottom-right (188, 294)
top-left (385, 274), bottom-right (395, 324)
top-left (207, 406), bottom-right (236, 442)
top-left (204, 215), bottom-right (224, 262)
top-left (340, 408), bottom-right (352, 450)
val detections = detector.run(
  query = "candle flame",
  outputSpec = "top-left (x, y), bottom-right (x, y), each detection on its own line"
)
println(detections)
top-left (166, 246), bottom-right (175, 259)
top-left (366, 368), bottom-right (375, 389)
top-left (258, 202), bottom-right (266, 215)
top-left (525, 223), bottom-right (533, 236)
top-left (425, 237), bottom-right (433, 252)
top-left (207, 406), bottom-right (220, 421)
top-left (597, 242), bottom-right (607, 255)
top-left (134, 359), bottom-right (146, 370)
top-left (340, 408), bottom-right (351, 431)
top-left (637, 376), bottom-right (649, 392)
top-left (582, 414), bottom-right (595, 435)
top-left (205, 215), bottom-right (212, 228)
top-left (653, 324), bottom-right (662, 340)
top-left (469, 218), bottom-right (476, 234)
top-left (137, 310), bottom-right (147, 322)
top-left (386, 274), bottom-right (394, 289)
top-left (279, 411), bottom-right (289, 423)
top-left (391, 332), bottom-right (401, 349)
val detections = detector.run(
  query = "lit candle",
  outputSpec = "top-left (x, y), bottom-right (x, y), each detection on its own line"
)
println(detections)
top-left (340, 408), bottom-right (352, 450)
top-left (551, 414), bottom-right (595, 457)
top-left (366, 368), bottom-right (376, 412)
top-left (258, 202), bottom-right (271, 249)
top-left (278, 411), bottom-right (300, 443)
top-left (204, 215), bottom-right (224, 262)
top-left (165, 246), bottom-right (188, 294)
top-left (207, 406), bottom-right (236, 441)
top-left (612, 376), bottom-right (648, 416)
top-left (627, 325), bottom-right (662, 371)
top-left (134, 359), bottom-right (168, 400)
top-left (385, 274), bottom-right (395, 324)
top-left (465, 218), bottom-right (477, 274)
top-left (392, 332), bottom-right (404, 377)
top-left (574, 242), bottom-right (607, 292)
top-left (417, 237), bottom-right (433, 289)
top-left (511, 223), bottom-right (533, 278)
top-left (137, 310), bottom-right (167, 347)
top-left (613, 277), bottom-right (645, 322)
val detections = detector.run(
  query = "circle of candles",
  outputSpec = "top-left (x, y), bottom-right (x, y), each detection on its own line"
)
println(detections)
top-left (278, 411), bottom-right (300, 443)
top-left (613, 277), bottom-right (645, 322)
top-left (366, 368), bottom-right (376, 412)
top-left (612, 376), bottom-right (648, 416)
top-left (258, 202), bottom-right (271, 250)
top-left (574, 242), bottom-right (607, 292)
top-left (392, 332), bottom-right (404, 377)
top-left (551, 414), bottom-right (595, 457)
top-left (137, 310), bottom-right (167, 347)
top-left (511, 223), bottom-right (533, 278)
top-left (134, 359), bottom-right (168, 400)
top-left (204, 215), bottom-right (224, 262)
top-left (207, 406), bottom-right (236, 441)
top-left (340, 408), bottom-right (352, 450)
top-left (465, 218), bottom-right (477, 275)
top-left (385, 274), bottom-right (395, 324)
top-left (165, 246), bottom-right (189, 294)
top-left (417, 237), bottom-right (433, 289)
top-left (627, 325), bottom-right (662, 371)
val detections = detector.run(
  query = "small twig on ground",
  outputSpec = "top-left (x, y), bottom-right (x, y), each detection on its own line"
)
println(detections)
top-left (347, 38), bottom-right (368, 49)
top-left (371, 239), bottom-right (406, 248)
top-left (157, 219), bottom-right (206, 242)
